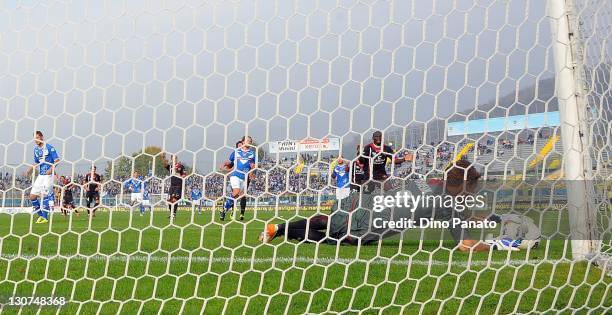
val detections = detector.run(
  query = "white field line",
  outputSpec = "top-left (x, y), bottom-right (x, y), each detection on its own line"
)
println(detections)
top-left (0, 254), bottom-right (571, 267)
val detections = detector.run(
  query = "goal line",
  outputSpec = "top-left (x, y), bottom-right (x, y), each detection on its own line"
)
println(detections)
top-left (0, 254), bottom-right (570, 268)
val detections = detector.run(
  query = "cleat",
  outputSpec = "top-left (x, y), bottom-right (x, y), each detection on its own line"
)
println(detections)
top-left (36, 217), bottom-right (48, 224)
top-left (35, 216), bottom-right (43, 223)
top-left (239, 215), bottom-right (244, 221)
top-left (259, 224), bottom-right (278, 243)
top-left (221, 209), bottom-right (233, 221)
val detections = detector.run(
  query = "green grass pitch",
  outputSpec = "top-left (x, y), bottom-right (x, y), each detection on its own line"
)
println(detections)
top-left (0, 207), bottom-right (610, 314)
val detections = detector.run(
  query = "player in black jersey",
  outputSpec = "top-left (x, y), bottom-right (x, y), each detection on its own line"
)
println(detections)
top-left (351, 145), bottom-right (366, 191)
top-left (84, 166), bottom-right (102, 217)
top-left (359, 131), bottom-right (409, 185)
top-left (162, 153), bottom-right (186, 219)
top-left (60, 176), bottom-right (78, 216)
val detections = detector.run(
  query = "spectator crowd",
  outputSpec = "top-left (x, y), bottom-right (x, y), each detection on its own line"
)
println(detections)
top-left (1, 133), bottom-right (555, 206)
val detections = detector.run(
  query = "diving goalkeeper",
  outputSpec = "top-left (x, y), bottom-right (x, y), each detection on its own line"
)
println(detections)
top-left (260, 160), bottom-right (533, 252)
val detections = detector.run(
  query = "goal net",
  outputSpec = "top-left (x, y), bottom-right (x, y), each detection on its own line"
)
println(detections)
top-left (0, 0), bottom-right (610, 313)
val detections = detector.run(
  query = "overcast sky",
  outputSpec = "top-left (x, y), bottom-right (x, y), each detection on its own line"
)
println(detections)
top-left (0, 0), bottom-right (603, 175)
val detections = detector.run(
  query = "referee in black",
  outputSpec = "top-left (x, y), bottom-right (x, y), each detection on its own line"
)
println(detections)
top-left (84, 165), bottom-right (102, 217)
top-left (162, 153), bottom-right (186, 219)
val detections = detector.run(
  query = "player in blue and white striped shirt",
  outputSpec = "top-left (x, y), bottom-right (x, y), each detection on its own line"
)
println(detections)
top-left (331, 157), bottom-right (351, 200)
top-left (124, 171), bottom-right (145, 215)
top-left (190, 186), bottom-right (203, 214)
top-left (221, 136), bottom-right (257, 221)
top-left (25, 131), bottom-right (60, 224)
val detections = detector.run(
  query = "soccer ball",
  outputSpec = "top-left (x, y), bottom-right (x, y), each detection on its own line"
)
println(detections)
top-left (487, 214), bottom-right (541, 250)
top-left (485, 238), bottom-right (522, 251)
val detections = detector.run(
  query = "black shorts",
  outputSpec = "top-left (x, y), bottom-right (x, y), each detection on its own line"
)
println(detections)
top-left (168, 186), bottom-right (182, 199)
top-left (86, 191), bottom-right (99, 199)
top-left (372, 173), bottom-right (389, 181)
top-left (63, 197), bottom-right (74, 207)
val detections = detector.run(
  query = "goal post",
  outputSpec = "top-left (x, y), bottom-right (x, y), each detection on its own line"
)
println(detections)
top-left (549, 0), bottom-right (601, 260)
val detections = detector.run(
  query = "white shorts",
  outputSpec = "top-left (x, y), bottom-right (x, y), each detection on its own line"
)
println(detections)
top-left (229, 176), bottom-right (247, 191)
top-left (336, 187), bottom-right (350, 200)
top-left (31, 175), bottom-right (53, 197)
top-left (131, 193), bottom-right (143, 203)
top-left (192, 199), bottom-right (201, 206)
top-left (142, 199), bottom-right (151, 206)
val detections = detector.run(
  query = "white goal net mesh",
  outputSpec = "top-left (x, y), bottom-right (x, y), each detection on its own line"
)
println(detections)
top-left (0, 0), bottom-right (610, 314)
